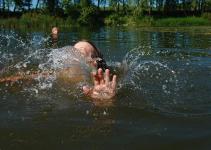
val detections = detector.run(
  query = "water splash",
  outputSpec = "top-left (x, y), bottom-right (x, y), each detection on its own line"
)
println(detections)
top-left (0, 32), bottom-right (210, 117)
top-left (115, 46), bottom-right (188, 114)
top-left (0, 33), bottom-right (90, 100)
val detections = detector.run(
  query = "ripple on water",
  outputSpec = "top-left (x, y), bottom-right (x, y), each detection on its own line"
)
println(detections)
top-left (0, 32), bottom-right (211, 118)
top-left (117, 46), bottom-right (211, 117)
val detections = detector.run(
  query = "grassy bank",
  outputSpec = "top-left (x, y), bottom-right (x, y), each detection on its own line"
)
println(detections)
top-left (104, 14), bottom-right (211, 27)
top-left (150, 17), bottom-right (210, 27)
top-left (0, 6), bottom-right (102, 29)
top-left (0, 13), bottom-right (76, 29)
top-left (1, 12), bottom-right (211, 29)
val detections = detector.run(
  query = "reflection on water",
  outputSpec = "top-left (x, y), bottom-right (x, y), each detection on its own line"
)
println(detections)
top-left (0, 27), bottom-right (211, 149)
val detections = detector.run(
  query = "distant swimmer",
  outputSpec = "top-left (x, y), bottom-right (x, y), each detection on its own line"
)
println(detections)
top-left (51, 27), bottom-right (59, 38)
top-left (51, 27), bottom-right (59, 48)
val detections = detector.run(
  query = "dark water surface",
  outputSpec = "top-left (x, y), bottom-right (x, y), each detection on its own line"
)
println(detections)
top-left (0, 27), bottom-right (211, 150)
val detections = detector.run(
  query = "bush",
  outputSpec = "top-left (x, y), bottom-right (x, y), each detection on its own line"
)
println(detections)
top-left (21, 13), bottom-right (52, 27)
top-left (138, 16), bottom-right (155, 26)
top-left (19, 12), bottom-right (65, 28)
top-left (0, 18), bottom-right (18, 28)
top-left (77, 6), bottom-right (99, 25)
top-left (104, 14), bottom-right (126, 25)
top-left (64, 5), bottom-right (80, 20)
top-left (132, 6), bottom-right (144, 18)
top-left (202, 13), bottom-right (211, 21)
top-left (66, 16), bottom-right (75, 25)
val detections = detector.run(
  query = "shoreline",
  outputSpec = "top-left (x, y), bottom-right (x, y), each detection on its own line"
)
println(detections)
top-left (0, 15), bottom-right (211, 30)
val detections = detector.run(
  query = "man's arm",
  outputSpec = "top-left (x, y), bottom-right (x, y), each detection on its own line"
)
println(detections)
top-left (0, 71), bottom-right (51, 83)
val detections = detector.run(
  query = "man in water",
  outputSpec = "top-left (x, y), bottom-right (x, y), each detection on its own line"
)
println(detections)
top-left (51, 27), bottom-right (59, 48)
top-left (0, 40), bottom-right (117, 100)
top-left (74, 40), bottom-right (117, 100)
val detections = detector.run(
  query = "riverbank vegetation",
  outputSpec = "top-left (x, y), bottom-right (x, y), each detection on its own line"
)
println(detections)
top-left (1, 0), bottom-right (211, 29)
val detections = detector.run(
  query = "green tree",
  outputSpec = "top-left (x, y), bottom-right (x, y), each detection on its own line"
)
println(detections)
top-left (109, 0), bottom-right (121, 12)
top-left (5, 0), bottom-right (13, 11)
top-left (2, 0), bottom-right (6, 11)
top-left (46, 0), bottom-right (59, 14)
top-left (96, 0), bottom-right (107, 8)
top-left (164, 0), bottom-right (177, 12)
top-left (13, 0), bottom-right (23, 12)
top-left (139, 0), bottom-right (150, 14)
top-left (24, 0), bottom-right (32, 10)
top-left (156, 0), bottom-right (164, 11)
top-left (35, 0), bottom-right (40, 10)
top-left (61, 0), bottom-right (72, 10)
top-left (204, 0), bottom-right (211, 11)
top-left (80, 0), bottom-right (92, 7)
top-left (97, 0), bottom-right (100, 8)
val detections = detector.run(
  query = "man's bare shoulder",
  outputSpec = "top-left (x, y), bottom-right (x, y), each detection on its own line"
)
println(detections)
top-left (56, 66), bottom-right (86, 83)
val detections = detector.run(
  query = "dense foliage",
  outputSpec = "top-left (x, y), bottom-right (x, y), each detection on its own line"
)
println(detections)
top-left (1, 0), bottom-right (211, 28)
top-left (1, 0), bottom-right (211, 14)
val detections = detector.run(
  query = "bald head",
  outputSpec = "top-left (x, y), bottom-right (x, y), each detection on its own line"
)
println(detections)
top-left (74, 41), bottom-right (95, 58)
top-left (73, 40), bottom-right (108, 70)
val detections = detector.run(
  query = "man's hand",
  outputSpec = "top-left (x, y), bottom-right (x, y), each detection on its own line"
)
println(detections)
top-left (83, 68), bottom-right (117, 100)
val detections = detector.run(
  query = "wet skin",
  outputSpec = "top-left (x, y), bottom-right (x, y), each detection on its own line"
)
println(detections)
top-left (74, 41), bottom-right (117, 100)
top-left (0, 41), bottom-right (117, 100)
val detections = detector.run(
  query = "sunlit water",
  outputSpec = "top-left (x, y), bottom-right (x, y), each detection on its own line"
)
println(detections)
top-left (0, 27), bottom-right (211, 150)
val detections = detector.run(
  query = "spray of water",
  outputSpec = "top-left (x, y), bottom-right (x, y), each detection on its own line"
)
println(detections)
top-left (110, 45), bottom-right (183, 114)
top-left (1, 32), bottom-right (210, 116)
top-left (0, 32), bottom-right (91, 101)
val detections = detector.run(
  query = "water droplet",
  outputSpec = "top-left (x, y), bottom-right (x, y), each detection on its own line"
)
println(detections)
top-left (86, 110), bottom-right (89, 115)
top-left (103, 111), bottom-right (107, 115)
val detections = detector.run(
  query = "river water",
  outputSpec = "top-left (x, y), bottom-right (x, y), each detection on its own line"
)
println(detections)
top-left (0, 27), bottom-right (211, 150)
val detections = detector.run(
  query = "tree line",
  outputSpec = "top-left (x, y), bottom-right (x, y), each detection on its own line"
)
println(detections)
top-left (1, 0), bottom-right (211, 16)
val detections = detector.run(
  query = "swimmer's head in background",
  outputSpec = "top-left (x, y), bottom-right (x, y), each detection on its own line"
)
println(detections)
top-left (51, 27), bottom-right (59, 41)
top-left (73, 40), bottom-right (108, 71)
top-left (51, 27), bottom-right (59, 35)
